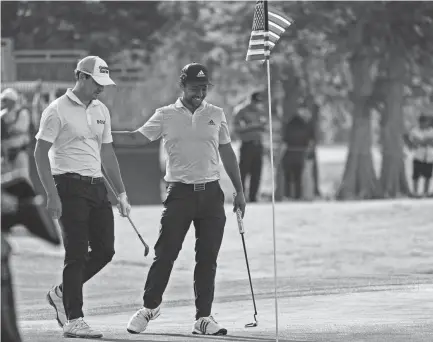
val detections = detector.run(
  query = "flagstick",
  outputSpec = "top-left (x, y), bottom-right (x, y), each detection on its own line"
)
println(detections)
top-left (266, 59), bottom-right (279, 342)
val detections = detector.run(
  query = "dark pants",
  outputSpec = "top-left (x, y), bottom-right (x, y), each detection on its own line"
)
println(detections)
top-left (143, 180), bottom-right (226, 320)
top-left (1, 235), bottom-right (22, 342)
top-left (55, 175), bottom-right (115, 320)
top-left (239, 141), bottom-right (263, 202)
top-left (412, 159), bottom-right (433, 180)
top-left (282, 151), bottom-right (305, 200)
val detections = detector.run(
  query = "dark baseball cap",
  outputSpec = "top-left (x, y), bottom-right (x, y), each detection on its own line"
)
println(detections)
top-left (180, 63), bottom-right (212, 85)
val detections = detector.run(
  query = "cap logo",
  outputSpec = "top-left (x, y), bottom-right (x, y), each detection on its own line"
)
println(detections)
top-left (99, 66), bottom-right (109, 74)
top-left (197, 70), bottom-right (206, 77)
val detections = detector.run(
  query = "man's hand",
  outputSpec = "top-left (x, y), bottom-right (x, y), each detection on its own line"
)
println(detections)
top-left (233, 191), bottom-right (246, 218)
top-left (47, 192), bottom-right (62, 219)
top-left (117, 192), bottom-right (131, 217)
top-left (1, 192), bottom-right (18, 214)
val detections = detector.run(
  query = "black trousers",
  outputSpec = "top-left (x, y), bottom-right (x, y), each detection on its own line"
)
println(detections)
top-left (239, 141), bottom-right (263, 202)
top-left (143, 180), bottom-right (226, 320)
top-left (282, 151), bottom-right (305, 200)
top-left (55, 175), bottom-right (115, 320)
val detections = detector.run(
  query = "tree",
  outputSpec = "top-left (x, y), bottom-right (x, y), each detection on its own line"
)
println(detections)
top-left (1, 1), bottom-right (166, 57)
top-left (377, 1), bottom-right (433, 197)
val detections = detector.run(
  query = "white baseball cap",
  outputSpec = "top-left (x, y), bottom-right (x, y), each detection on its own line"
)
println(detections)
top-left (1, 88), bottom-right (19, 102)
top-left (75, 56), bottom-right (115, 86)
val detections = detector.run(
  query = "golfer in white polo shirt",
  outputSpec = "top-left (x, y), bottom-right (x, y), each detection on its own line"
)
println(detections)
top-left (112, 62), bottom-right (246, 336)
top-left (34, 56), bottom-right (131, 339)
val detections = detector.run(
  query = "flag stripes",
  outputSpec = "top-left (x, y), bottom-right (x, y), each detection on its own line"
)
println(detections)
top-left (245, 1), bottom-right (292, 61)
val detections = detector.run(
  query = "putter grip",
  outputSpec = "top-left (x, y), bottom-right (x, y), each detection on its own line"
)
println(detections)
top-left (236, 209), bottom-right (244, 234)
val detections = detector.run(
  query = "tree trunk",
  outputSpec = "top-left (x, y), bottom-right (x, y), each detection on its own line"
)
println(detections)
top-left (336, 101), bottom-right (382, 200)
top-left (379, 54), bottom-right (410, 197)
top-left (336, 53), bottom-right (382, 200)
top-left (274, 68), bottom-right (301, 201)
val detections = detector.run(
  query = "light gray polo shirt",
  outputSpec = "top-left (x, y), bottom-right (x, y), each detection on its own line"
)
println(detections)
top-left (139, 98), bottom-right (231, 184)
top-left (35, 89), bottom-right (113, 177)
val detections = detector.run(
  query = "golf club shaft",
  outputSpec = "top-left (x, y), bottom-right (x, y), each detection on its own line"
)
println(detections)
top-left (102, 173), bottom-right (150, 255)
top-left (236, 210), bottom-right (258, 318)
top-left (240, 233), bottom-right (258, 316)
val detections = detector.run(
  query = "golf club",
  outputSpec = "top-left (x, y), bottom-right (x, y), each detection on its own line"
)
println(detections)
top-left (102, 174), bottom-right (150, 257)
top-left (234, 196), bottom-right (258, 328)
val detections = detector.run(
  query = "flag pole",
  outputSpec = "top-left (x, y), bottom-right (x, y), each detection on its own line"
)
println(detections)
top-left (266, 59), bottom-right (279, 342)
top-left (263, 1), bottom-right (279, 341)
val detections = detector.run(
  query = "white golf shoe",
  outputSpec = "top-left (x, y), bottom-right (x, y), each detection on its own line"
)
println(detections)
top-left (63, 317), bottom-right (103, 338)
top-left (46, 285), bottom-right (67, 327)
top-left (192, 315), bottom-right (227, 335)
top-left (126, 306), bottom-right (161, 334)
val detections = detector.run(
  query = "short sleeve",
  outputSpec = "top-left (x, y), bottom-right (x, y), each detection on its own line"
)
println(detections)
top-left (219, 110), bottom-right (231, 145)
top-left (102, 106), bottom-right (113, 144)
top-left (137, 110), bottom-right (164, 141)
top-left (35, 106), bottom-right (61, 143)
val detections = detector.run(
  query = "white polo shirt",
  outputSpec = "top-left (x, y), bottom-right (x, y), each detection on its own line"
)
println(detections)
top-left (139, 99), bottom-right (231, 184)
top-left (35, 89), bottom-right (113, 177)
top-left (412, 127), bottom-right (433, 163)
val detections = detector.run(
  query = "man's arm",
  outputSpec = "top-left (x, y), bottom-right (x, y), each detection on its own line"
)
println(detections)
top-left (112, 109), bottom-right (165, 146)
top-left (101, 143), bottom-right (127, 195)
top-left (111, 130), bottom-right (151, 146)
top-left (34, 139), bottom-right (62, 218)
top-left (233, 109), bottom-right (265, 135)
top-left (34, 139), bottom-right (57, 196)
top-left (219, 143), bottom-right (243, 193)
top-left (219, 142), bottom-right (246, 216)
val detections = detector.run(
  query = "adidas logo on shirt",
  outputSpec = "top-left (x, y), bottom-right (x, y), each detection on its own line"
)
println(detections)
top-left (197, 70), bottom-right (206, 77)
top-left (208, 120), bottom-right (216, 125)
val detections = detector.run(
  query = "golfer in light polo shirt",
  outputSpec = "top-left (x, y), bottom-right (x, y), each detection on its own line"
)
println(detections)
top-left (34, 56), bottom-right (131, 339)
top-left (112, 62), bottom-right (246, 336)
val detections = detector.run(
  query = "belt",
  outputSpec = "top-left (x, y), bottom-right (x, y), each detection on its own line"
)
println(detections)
top-left (54, 173), bottom-right (105, 184)
top-left (242, 140), bottom-right (262, 146)
top-left (170, 180), bottom-right (218, 192)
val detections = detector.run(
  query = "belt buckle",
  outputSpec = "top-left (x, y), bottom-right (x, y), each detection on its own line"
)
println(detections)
top-left (90, 177), bottom-right (97, 184)
top-left (193, 183), bottom-right (205, 191)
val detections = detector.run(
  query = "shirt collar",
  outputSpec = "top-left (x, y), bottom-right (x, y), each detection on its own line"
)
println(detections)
top-left (66, 88), bottom-right (99, 107)
top-left (174, 98), bottom-right (207, 111)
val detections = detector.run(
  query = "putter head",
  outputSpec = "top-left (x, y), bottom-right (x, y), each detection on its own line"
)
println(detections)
top-left (144, 244), bottom-right (150, 257)
top-left (245, 315), bottom-right (258, 328)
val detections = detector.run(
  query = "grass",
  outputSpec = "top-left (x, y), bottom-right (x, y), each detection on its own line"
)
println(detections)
top-left (9, 197), bottom-right (433, 341)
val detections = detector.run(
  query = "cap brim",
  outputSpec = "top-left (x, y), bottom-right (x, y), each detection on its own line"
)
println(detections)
top-left (91, 75), bottom-right (116, 86)
top-left (186, 79), bottom-right (213, 86)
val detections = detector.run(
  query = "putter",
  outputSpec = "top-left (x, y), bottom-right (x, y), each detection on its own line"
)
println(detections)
top-left (234, 195), bottom-right (258, 328)
top-left (103, 175), bottom-right (150, 257)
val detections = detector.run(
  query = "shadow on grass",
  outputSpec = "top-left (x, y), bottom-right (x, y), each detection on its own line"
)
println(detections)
top-left (135, 333), bottom-right (312, 342)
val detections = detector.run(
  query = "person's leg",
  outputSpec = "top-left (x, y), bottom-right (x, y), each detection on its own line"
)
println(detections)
top-left (57, 178), bottom-right (92, 320)
top-left (423, 163), bottom-right (433, 196)
top-left (193, 182), bottom-right (226, 320)
top-left (142, 183), bottom-right (195, 309)
top-left (412, 160), bottom-right (421, 196)
top-left (84, 183), bottom-right (115, 283)
top-left (249, 144), bottom-right (263, 202)
top-left (1, 235), bottom-right (22, 342)
top-left (281, 151), bottom-right (290, 198)
top-left (284, 165), bottom-right (293, 199)
top-left (293, 162), bottom-right (305, 200)
top-left (312, 150), bottom-right (321, 197)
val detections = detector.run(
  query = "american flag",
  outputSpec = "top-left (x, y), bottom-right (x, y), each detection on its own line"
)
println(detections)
top-left (245, 0), bottom-right (292, 61)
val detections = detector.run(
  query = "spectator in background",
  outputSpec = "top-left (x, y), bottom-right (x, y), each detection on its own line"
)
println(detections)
top-left (408, 113), bottom-right (433, 197)
top-left (281, 105), bottom-right (315, 200)
top-left (1, 88), bottom-right (32, 178)
top-left (233, 91), bottom-right (267, 202)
